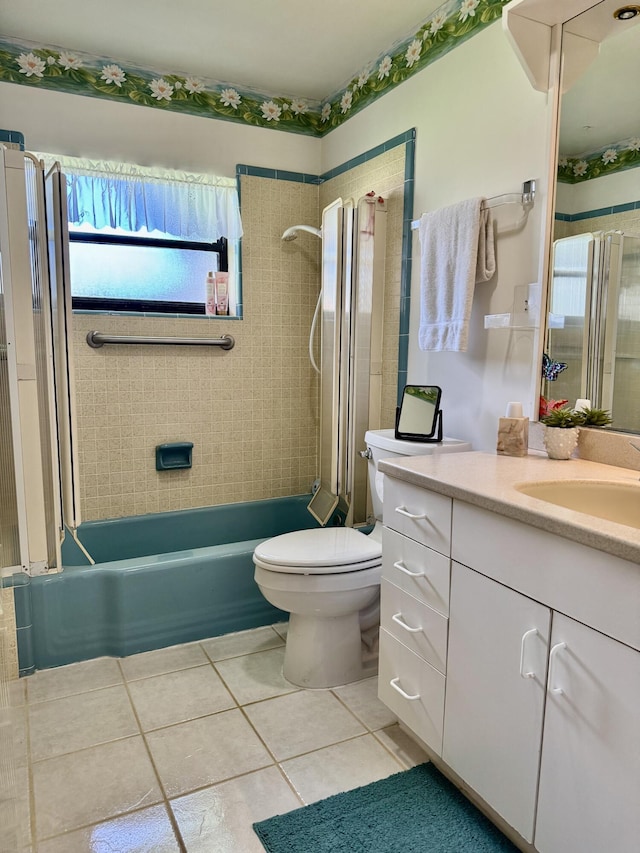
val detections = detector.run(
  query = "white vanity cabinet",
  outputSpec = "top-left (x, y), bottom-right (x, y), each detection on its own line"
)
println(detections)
top-left (377, 477), bottom-right (453, 755)
top-left (534, 614), bottom-right (640, 853)
top-left (379, 474), bottom-right (640, 853)
top-left (443, 562), bottom-right (550, 843)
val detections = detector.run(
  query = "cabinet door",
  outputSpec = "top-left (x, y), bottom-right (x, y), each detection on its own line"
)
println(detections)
top-left (443, 563), bottom-right (550, 842)
top-left (535, 614), bottom-right (640, 853)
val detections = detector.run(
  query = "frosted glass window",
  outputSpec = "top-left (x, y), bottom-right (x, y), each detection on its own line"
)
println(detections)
top-left (70, 241), bottom-right (218, 305)
top-left (68, 229), bottom-right (234, 315)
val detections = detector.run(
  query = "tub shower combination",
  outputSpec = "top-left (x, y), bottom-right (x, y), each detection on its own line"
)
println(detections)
top-left (19, 496), bottom-right (317, 671)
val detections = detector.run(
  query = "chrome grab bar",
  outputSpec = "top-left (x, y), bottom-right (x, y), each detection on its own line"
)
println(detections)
top-left (86, 331), bottom-right (235, 350)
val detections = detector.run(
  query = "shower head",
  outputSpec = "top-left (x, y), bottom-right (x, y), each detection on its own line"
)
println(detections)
top-left (281, 224), bottom-right (322, 241)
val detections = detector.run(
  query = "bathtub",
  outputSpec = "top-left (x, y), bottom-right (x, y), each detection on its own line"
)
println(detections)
top-left (18, 495), bottom-right (319, 672)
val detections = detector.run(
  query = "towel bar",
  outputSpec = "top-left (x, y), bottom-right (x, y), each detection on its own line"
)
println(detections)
top-left (86, 331), bottom-right (235, 349)
top-left (411, 180), bottom-right (535, 230)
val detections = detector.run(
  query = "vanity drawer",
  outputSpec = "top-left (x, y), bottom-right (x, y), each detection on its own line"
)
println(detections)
top-left (380, 579), bottom-right (448, 674)
top-left (378, 628), bottom-right (446, 757)
top-left (383, 476), bottom-right (451, 555)
top-left (382, 526), bottom-right (450, 616)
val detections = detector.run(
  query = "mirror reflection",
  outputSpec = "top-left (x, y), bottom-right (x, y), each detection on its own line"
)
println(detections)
top-left (544, 0), bottom-right (640, 433)
top-left (395, 385), bottom-right (442, 441)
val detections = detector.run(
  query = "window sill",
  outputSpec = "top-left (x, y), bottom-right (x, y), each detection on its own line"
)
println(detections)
top-left (72, 309), bottom-right (242, 320)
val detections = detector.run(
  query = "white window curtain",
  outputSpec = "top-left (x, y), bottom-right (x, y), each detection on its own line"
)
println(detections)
top-left (37, 154), bottom-right (243, 241)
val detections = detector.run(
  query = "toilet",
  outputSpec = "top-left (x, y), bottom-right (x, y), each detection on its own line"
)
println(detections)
top-left (253, 428), bottom-right (471, 688)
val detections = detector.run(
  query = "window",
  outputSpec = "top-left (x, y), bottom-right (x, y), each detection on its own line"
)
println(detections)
top-left (69, 228), bottom-right (230, 315)
top-left (42, 155), bottom-right (243, 316)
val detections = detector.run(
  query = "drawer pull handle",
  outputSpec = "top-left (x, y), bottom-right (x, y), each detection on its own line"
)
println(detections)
top-left (519, 628), bottom-right (538, 679)
top-left (395, 506), bottom-right (428, 520)
top-left (392, 612), bottom-right (422, 634)
top-left (390, 677), bottom-right (420, 701)
top-left (393, 560), bottom-right (425, 579)
top-left (547, 642), bottom-right (567, 696)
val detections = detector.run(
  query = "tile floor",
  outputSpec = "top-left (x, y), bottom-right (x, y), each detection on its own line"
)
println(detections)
top-left (8, 623), bottom-right (428, 852)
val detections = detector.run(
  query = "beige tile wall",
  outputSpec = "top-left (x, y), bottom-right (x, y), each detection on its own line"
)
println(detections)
top-left (0, 587), bottom-right (18, 680)
top-left (320, 147), bottom-right (406, 428)
top-left (73, 149), bottom-right (406, 521)
top-left (73, 178), bottom-right (320, 520)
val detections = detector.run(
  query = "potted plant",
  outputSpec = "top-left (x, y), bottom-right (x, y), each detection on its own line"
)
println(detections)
top-left (540, 406), bottom-right (582, 459)
top-left (576, 407), bottom-right (613, 428)
top-left (540, 405), bottom-right (613, 458)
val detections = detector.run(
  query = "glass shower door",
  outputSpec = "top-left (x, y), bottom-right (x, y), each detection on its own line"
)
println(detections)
top-left (543, 233), bottom-right (600, 408)
top-left (601, 232), bottom-right (640, 432)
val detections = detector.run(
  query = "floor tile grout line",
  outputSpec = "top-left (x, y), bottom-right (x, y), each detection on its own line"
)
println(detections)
top-left (21, 625), bottom-right (417, 850)
top-left (25, 671), bottom-right (125, 706)
top-left (329, 685), bottom-right (389, 733)
top-left (115, 657), bottom-right (188, 853)
top-left (198, 636), bottom-right (286, 667)
top-left (23, 696), bottom-right (37, 851)
top-left (370, 726), bottom-right (416, 771)
top-left (122, 659), bottom-right (214, 683)
top-left (117, 650), bottom-right (303, 839)
top-left (276, 728), bottom-right (391, 767)
top-left (33, 799), bottom-right (185, 849)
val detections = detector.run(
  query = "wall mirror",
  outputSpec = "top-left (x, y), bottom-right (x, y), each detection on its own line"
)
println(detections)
top-left (542, 0), bottom-right (640, 433)
top-left (395, 385), bottom-right (442, 442)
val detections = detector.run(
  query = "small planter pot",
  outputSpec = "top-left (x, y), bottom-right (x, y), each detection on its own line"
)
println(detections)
top-left (543, 426), bottom-right (579, 460)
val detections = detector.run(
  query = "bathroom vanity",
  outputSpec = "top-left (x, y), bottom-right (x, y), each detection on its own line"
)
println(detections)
top-left (377, 451), bottom-right (640, 853)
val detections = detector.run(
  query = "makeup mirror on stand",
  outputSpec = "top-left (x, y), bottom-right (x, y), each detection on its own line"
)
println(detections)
top-left (395, 385), bottom-right (443, 442)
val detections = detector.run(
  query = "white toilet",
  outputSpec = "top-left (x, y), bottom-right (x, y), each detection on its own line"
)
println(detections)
top-left (253, 428), bottom-right (471, 688)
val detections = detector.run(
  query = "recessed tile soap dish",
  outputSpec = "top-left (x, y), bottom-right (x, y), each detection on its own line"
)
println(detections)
top-left (156, 442), bottom-right (193, 470)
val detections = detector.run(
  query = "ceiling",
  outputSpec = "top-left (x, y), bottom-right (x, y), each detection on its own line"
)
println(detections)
top-left (1, 0), bottom-right (447, 101)
top-left (560, 1), bottom-right (640, 154)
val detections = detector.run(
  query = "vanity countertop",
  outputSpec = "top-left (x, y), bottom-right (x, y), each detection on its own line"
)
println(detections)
top-left (379, 451), bottom-right (640, 564)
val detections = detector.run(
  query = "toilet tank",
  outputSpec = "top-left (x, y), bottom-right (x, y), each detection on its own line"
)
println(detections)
top-left (364, 429), bottom-right (471, 521)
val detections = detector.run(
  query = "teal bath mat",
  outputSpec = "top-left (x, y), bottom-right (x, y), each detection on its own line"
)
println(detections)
top-left (253, 763), bottom-right (519, 853)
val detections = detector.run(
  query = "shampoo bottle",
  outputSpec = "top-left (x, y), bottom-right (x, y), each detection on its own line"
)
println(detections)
top-left (215, 272), bottom-right (229, 316)
top-left (205, 270), bottom-right (216, 315)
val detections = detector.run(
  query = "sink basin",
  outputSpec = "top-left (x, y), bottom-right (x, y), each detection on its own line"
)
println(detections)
top-left (514, 479), bottom-right (640, 530)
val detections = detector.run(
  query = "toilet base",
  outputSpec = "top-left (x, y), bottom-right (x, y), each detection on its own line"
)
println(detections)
top-left (283, 611), bottom-right (373, 689)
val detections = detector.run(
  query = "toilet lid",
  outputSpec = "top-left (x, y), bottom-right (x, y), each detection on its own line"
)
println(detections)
top-left (253, 527), bottom-right (382, 574)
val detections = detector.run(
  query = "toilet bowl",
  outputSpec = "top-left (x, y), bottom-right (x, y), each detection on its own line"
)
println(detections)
top-left (253, 429), bottom-right (471, 688)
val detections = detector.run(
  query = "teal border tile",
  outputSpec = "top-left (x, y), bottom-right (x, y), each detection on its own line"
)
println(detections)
top-left (555, 198), bottom-right (640, 222)
top-left (238, 128), bottom-right (415, 406)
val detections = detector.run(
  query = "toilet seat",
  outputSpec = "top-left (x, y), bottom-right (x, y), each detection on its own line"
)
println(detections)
top-left (253, 527), bottom-right (382, 575)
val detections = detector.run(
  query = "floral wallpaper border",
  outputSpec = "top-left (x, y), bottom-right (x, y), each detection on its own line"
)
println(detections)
top-left (0, 0), bottom-right (507, 138)
top-left (558, 136), bottom-right (640, 183)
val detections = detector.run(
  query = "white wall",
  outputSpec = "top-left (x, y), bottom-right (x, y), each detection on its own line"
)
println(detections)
top-left (1, 21), bottom-right (557, 452)
top-left (322, 22), bottom-right (556, 450)
top-left (556, 169), bottom-right (640, 214)
top-left (0, 83), bottom-right (321, 178)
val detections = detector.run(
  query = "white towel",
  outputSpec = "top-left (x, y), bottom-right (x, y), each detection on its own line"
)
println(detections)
top-left (418, 197), bottom-right (495, 352)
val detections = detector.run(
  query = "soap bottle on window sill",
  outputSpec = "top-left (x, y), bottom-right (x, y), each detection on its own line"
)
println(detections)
top-left (215, 272), bottom-right (229, 316)
top-left (205, 270), bottom-right (217, 315)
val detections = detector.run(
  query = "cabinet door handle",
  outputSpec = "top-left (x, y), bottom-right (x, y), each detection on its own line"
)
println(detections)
top-left (390, 677), bottom-right (420, 701)
top-left (547, 642), bottom-right (567, 695)
top-left (392, 612), bottom-right (422, 633)
top-left (393, 560), bottom-right (425, 579)
top-left (519, 628), bottom-right (538, 679)
top-left (395, 505), bottom-right (427, 521)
